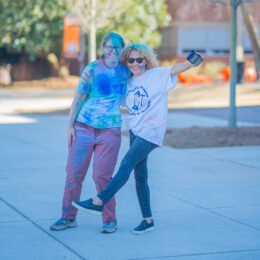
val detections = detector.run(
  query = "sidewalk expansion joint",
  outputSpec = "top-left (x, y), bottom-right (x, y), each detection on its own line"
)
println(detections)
top-left (128, 248), bottom-right (260, 259)
top-left (187, 150), bottom-right (260, 171)
top-left (151, 188), bottom-right (260, 233)
top-left (213, 158), bottom-right (260, 170)
top-left (0, 196), bottom-right (85, 260)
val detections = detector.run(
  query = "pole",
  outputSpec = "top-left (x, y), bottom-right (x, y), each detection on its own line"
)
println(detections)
top-left (229, 0), bottom-right (238, 128)
top-left (236, 5), bottom-right (244, 62)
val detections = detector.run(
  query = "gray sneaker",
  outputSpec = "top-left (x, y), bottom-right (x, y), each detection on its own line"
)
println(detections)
top-left (101, 221), bottom-right (118, 233)
top-left (50, 218), bottom-right (77, 231)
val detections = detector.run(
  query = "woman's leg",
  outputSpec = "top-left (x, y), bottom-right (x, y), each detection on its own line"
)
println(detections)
top-left (130, 131), bottom-right (152, 218)
top-left (62, 123), bottom-right (94, 219)
top-left (98, 132), bottom-right (158, 204)
top-left (134, 157), bottom-right (151, 219)
top-left (92, 128), bottom-right (121, 223)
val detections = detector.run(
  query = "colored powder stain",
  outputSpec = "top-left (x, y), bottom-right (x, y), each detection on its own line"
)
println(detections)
top-left (95, 180), bottom-right (99, 184)
top-left (113, 83), bottom-right (123, 95)
top-left (90, 62), bottom-right (98, 68)
top-left (82, 113), bottom-right (91, 122)
top-left (64, 207), bottom-right (72, 215)
top-left (67, 183), bottom-right (74, 188)
top-left (96, 74), bottom-right (112, 95)
top-left (112, 115), bottom-right (117, 123)
top-left (93, 161), bottom-right (99, 168)
top-left (140, 63), bottom-right (146, 71)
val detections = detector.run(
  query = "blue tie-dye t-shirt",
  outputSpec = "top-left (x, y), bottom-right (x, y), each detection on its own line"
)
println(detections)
top-left (76, 59), bottom-right (129, 129)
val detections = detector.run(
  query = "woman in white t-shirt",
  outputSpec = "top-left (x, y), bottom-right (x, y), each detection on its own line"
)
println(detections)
top-left (73, 43), bottom-right (202, 234)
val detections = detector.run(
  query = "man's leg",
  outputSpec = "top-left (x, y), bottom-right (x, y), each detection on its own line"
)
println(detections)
top-left (62, 123), bottom-right (94, 219)
top-left (92, 127), bottom-right (121, 223)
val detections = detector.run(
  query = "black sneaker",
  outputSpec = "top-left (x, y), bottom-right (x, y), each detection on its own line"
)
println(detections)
top-left (133, 220), bottom-right (155, 235)
top-left (72, 198), bottom-right (103, 216)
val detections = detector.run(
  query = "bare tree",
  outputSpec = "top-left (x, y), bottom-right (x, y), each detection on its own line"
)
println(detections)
top-left (240, 2), bottom-right (260, 80)
top-left (67, 0), bottom-right (127, 62)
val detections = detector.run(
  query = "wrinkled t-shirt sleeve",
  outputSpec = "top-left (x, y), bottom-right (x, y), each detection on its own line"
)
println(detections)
top-left (160, 66), bottom-right (178, 93)
top-left (76, 65), bottom-right (94, 94)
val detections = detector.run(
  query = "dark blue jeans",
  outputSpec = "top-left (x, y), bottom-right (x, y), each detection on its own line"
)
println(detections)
top-left (98, 131), bottom-right (158, 218)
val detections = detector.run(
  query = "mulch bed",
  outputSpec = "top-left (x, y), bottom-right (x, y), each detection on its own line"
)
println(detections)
top-left (163, 127), bottom-right (260, 149)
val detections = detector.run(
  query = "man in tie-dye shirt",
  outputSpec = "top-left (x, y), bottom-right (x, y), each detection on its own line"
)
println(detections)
top-left (50, 32), bottom-right (129, 233)
top-left (76, 59), bottom-right (128, 128)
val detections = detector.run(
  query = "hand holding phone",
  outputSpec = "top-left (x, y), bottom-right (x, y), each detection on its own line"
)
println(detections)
top-left (187, 51), bottom-right (203, 66)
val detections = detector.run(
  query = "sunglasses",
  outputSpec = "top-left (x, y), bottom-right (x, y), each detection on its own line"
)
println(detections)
top-left (127, 57), bottom-right (145, 64)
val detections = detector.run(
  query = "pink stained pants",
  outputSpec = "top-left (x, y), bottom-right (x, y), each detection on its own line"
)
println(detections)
top-left (62, 121), bottom-right (121, 223)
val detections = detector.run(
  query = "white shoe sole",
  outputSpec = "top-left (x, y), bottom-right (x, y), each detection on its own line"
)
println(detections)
top-left (72, 201), bottom-right (102, 216)
top-left (133, 226), bottom-right (155, 235)
top-left (50, 223), bottom-right (77, 231)
top-left (101, 227), bottom-right (118, 233)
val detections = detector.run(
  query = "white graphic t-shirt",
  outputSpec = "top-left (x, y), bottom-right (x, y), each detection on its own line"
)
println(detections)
top-left (125, 66), bottom-right (177, 146)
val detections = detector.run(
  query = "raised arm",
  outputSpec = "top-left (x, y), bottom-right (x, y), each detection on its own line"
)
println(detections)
top-left (67, 91), bottom-right (87, 147)
top-left (170, 61), bottom-right (195, 75)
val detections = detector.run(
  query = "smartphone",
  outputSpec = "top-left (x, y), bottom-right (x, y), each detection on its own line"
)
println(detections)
top-left (187, 51), bottom-right (203, 66)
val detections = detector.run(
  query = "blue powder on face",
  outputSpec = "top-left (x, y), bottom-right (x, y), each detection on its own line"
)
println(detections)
top-left (96, 74), bottom-right (112, 95)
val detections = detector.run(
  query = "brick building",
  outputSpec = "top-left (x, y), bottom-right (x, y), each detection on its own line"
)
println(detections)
top-left (157, 0), bottom-right (260, 58)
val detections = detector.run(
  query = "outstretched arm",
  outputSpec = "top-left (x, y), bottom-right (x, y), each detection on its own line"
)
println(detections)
top-left (170, 61), bottom-right (195, 75)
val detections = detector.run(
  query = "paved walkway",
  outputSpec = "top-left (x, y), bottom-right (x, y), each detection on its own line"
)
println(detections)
top-left (1, 89), bottom-right (260, 259)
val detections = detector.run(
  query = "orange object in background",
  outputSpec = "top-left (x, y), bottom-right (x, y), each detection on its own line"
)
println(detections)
top-left (245, 67), bottom-right (257, 82)
top-left (63, 14), bottom-right (80, 59)
top-left (179, 66), bottom-right (257, 85)
top-left (221, 66), bottom-right (257, 82)
top-left (195, 75), bottom-right (212, 84)
top-left (178, 74), bottom-right (212, 85)
top-left (221, 68), bottom-right (230, 81)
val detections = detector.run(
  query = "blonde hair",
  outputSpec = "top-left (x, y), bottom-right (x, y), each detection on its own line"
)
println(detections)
top-left (121, 43), bottom-right (159, 70)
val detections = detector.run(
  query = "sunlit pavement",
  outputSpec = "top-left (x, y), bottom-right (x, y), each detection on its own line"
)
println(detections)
top-left (1, 89), bottom-right (260, 259)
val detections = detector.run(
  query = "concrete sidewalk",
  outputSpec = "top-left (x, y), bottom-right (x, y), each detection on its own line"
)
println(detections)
top-left (1, 90), bottom-right (260, 259)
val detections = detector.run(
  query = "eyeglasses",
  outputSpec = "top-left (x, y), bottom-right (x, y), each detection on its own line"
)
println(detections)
top-left (105, 45), bottom-right (122, 51)
top-left (127, 57), bottom-right (145, 64)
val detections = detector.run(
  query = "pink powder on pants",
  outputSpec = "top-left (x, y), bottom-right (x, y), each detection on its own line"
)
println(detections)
top-left (62, 122), bottom-right (121, 223)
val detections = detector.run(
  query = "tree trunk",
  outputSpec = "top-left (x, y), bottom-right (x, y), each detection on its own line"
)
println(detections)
top-left (241, 2), bottom-right (260, 80)
top-left (89, 0), bottom-right (96, 62)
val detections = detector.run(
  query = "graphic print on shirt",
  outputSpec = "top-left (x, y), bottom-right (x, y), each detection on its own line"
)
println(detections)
top-left (126, 86), bottom-right (151, 115)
